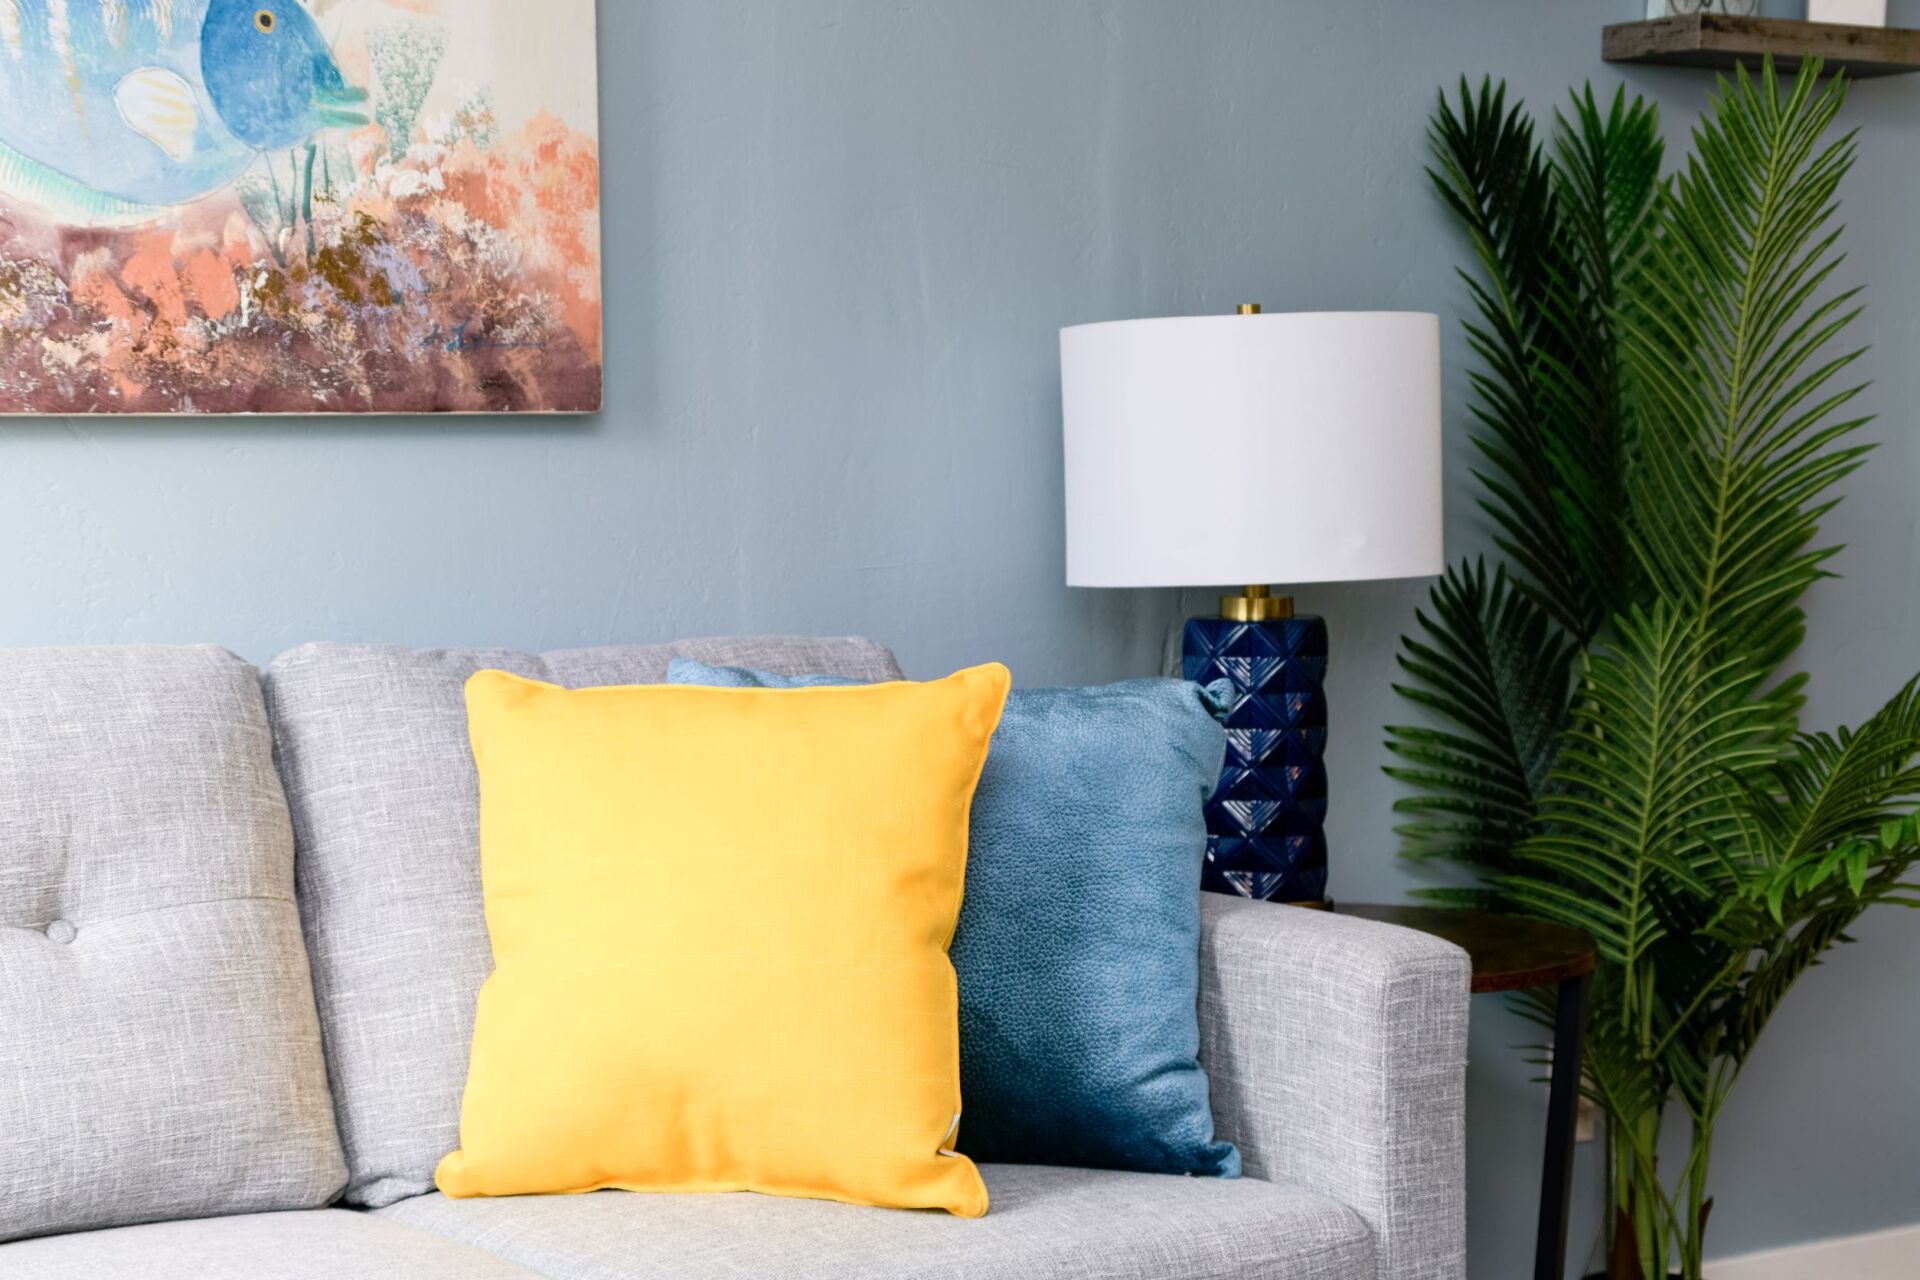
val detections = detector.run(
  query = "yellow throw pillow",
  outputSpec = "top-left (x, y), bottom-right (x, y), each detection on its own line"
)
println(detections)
top-left (435, 663), bottom-right (1010, 1218)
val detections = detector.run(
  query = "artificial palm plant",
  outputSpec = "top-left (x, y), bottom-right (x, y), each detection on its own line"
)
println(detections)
top-left (1387, 60), bottom-right (1920, 1280)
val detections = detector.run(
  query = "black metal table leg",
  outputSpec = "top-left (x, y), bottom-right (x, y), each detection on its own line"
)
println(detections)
top-left (1535, 972), bottom-right (1591, 1280)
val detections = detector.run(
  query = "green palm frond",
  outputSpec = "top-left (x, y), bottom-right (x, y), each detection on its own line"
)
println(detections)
top-left (1705, 680), bottom-right (1920, 1061)
top-left (1428, 78), bottom-right (1654, 640)
top-left (1762, 675), bottom-right (1920, 860)
top-left (1504, 602), bottom-right (1789, 968)
top-left (1386, 559), bottom-right (1577, 873)
top-left (1723, 906), bottom-right (1859, 1066)
top-left (1581, 971), bottom-right (1670, 1123)
top-left (1391, 81), bottom-right (1660, 891)
top-left (1545, 85), bottom-right (1663, 622)
top-left (1624, 61), bottom-right (1871, 674)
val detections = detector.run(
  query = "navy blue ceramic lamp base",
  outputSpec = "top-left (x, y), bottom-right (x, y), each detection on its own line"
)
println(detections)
top-left (1182, 612), bottom-right (1330, 903)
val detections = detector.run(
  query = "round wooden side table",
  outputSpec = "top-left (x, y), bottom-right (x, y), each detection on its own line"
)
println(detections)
top-left (1340, 904), bottom-right (1599, 1280)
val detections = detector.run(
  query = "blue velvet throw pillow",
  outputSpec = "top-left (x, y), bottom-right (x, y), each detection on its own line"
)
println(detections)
top-left (667, 658), bottom-right (1241, 1178)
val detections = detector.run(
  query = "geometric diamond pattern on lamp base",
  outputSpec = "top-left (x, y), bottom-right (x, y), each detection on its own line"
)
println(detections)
top-left (1182, 614), bottom-right (1330, 904)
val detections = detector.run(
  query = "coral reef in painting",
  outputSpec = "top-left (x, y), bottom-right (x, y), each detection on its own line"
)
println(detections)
top-left (0, 0), bottom-right (602, 414)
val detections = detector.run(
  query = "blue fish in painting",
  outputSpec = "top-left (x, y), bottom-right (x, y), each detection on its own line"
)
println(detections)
top-left (0, 0), bottom-right (367, 221)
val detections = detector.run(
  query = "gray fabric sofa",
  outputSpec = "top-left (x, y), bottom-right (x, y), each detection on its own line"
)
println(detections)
top-left (0, 640), bottom-right (1470, 1280)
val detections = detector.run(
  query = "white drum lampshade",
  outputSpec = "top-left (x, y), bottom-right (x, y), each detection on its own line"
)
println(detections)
top-left (1061, 310), bottom-right (1444, 590)
top-left (1059, 307), bottom-right (1444, 907)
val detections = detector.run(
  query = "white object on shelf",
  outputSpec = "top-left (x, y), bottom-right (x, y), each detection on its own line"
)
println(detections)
top-left (1646, 0), bottom-right (1760, 16)
top-left (1059, 311), bottom-right (1443, 589)
top-left (1808, 0), bottom-right (1889, 25)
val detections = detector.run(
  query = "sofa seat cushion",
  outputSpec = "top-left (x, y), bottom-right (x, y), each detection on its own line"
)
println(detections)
top-left (0, 647), bottom-right (345, 1242)
top-left (377, 1164), bottom-right (1375, 1280)
top-left (0, 1210), bottom-right (540, 1279)
top-left (264, 637), bottom-right (906, 1209)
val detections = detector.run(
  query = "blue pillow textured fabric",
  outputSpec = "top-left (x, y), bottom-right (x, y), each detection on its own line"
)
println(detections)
top-left (667, 658), bottom-right (1241, 1178)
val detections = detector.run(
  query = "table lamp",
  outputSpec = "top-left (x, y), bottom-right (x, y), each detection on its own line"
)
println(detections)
top-left (1060, 306), bottom-right (1443, 903)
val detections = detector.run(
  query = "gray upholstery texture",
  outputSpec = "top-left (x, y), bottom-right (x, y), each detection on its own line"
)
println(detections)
top-left (1198, 896), bottom-right (1471, 1280)
top-left (377, 1163), bottom-right (1375, 1280)
top-left (0, 647), bottom-right (345, 1243)
top-left (0, 1210), bottom-right (542, 1279)
top-left (264, 637), bottom-right (907, 1208)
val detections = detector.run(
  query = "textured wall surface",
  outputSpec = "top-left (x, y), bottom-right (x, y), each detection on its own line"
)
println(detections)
top-left (1, 1), bottom-right (1914, 1271)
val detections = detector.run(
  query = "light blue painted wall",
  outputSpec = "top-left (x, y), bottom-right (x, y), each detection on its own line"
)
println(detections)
top-left (2, 1), bottom-right (1915, 1271)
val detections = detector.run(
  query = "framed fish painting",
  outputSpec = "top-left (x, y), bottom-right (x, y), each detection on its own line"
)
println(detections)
top-left (0, 0), bottom-right (602, 413)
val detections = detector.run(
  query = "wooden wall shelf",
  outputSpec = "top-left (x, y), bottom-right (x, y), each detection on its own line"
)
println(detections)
top-left (1604, 14), bottom-right (1920, 78)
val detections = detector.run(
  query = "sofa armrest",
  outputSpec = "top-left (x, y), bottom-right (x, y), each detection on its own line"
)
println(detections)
top-left (1198, 895), bottom-right (1469, 1280)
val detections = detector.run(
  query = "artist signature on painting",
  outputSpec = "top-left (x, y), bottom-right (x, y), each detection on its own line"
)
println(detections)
top-left (425, 319), bottom-right (549, 353)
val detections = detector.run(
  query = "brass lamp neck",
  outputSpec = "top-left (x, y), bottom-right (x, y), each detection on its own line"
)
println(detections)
top-left (1221, 585), bottom-right (1294, 622)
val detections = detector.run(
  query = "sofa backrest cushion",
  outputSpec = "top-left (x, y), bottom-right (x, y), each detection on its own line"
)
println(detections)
top-left (264, 638), bottom-right (905, 1208)
top-left (0, 647), bottom-right (346, 1242)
